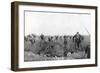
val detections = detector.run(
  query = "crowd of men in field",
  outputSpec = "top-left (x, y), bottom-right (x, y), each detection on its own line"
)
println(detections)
top-left (24, 32), bottom-right (90, 59)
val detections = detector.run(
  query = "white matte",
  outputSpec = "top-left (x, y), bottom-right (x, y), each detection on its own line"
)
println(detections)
top-left (19, 5), bottom-right (95, 68)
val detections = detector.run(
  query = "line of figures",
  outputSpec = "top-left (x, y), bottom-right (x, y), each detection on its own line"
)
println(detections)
top-left (24, 32), bottom-right (90, 58)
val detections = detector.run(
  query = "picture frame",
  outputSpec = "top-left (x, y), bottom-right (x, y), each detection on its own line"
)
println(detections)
top-left (11, 1), bottom-right (98, 71)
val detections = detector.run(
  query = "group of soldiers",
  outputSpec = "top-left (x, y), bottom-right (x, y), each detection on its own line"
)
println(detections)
top-left (25, 32), bottom-right (89, 57)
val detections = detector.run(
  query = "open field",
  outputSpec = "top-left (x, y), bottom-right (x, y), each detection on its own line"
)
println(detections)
top-left (24, 34), bottom-right (90, 61)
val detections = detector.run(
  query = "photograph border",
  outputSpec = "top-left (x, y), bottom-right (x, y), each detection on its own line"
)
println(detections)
top-left (11, 1), bottom-right (98, 71)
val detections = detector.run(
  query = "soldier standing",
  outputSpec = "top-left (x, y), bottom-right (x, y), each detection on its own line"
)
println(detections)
top-left (73, 32), bottom-right (83, 50)
top-left (63, 35), bottom-right (68, 57)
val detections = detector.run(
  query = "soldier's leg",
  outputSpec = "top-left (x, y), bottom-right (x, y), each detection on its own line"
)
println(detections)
top-left (77, 42), bottom-right (79, 48)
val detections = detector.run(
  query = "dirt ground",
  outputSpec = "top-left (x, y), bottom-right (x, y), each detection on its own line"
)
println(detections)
top-left (24, 50), bottom-right (87, 61)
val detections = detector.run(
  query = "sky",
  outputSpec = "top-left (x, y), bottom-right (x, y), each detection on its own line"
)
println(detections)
top-left (25, 11), bottom-right (91, 36)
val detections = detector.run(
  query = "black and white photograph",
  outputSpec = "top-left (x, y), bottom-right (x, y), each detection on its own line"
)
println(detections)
top-left (24, 10), bottom-right (91, 61)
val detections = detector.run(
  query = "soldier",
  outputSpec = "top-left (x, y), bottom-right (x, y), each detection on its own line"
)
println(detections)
top-left (85, 45), bottom-right (90, 58)
top-left (40, 34), bottom-right (44, 40)
top-left (73, 32), bottom-right (83, 49)
top-left (63, 35), bottom-right (68, 57)
top-left (63, 35), bottom-right (67, 45)
top-left (55, 36), bottom-right (58, 40)
top-left (38, 34), bottom-right (47, 55)
top-left (24, 36), bottom-right (28, 41)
